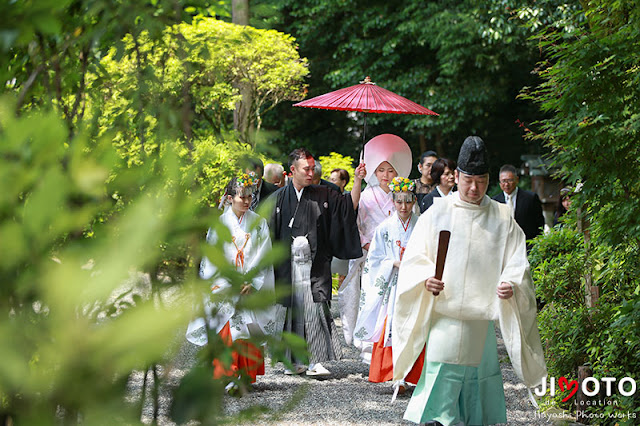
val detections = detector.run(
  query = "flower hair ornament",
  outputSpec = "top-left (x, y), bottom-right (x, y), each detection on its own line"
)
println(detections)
top-left (234, 171), bottom-right (258, 196)
top-left (237, 171), bottom-right (257, 189)
top-left (388, 176), bottom-right (415, 193)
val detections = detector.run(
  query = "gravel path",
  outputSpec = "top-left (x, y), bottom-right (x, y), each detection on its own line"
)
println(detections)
top-left (132, 299), bottom-right (552, 425)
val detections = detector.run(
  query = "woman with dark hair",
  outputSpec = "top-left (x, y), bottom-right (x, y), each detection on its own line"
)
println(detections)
top-left (419, 158), bottom-right (456, 212)
top-left (329, 168), bottom-right (350, 193)
top-left (187, 172), bottom-right (277, 394)
top-left (355, 177), bottom-right (425, 391)
top-left (553, 186), bottom-right (573, 226)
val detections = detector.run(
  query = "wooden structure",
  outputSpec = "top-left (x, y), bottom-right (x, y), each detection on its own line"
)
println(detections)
top-left (519, 155), bottom-right (563, 228)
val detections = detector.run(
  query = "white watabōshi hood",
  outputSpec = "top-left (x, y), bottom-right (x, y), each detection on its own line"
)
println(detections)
top-left (363, 134), bottom-right (412, 185)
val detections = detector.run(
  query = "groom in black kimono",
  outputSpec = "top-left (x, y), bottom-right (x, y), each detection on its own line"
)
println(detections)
top-left (271, 148), bottom-right (365, 376)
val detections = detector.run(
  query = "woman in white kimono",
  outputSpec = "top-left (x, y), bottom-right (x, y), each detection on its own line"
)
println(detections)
top-left (186, 172), bottom-right (277, 388)
top-left (338, 134), bottom-right (413, 363)
top-left (354, 177), bottom-right (424, 387)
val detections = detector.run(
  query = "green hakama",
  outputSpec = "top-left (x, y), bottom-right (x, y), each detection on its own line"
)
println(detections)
top-left (404, 321), bottom-right (507, 425)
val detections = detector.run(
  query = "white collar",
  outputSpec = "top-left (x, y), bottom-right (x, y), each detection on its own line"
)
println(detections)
top-left (504, 187), bottom-right (518, 200)
top-left (294, 185), bottom-right (305, 201)
top-left (436, 186), bottom-right (450, 198)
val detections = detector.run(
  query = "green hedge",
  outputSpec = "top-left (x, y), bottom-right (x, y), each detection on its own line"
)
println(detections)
top-left (529, 224), bottom-right (640, 421)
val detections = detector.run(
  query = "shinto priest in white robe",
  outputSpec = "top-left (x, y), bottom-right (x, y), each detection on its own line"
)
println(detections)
top-left (392, 192), bottom-right (547, 388)
top-left (186, 208), bottom-right (277, 346)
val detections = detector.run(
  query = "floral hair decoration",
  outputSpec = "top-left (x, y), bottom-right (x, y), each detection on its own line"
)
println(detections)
top-left (388, 176), bottom-right (415, 193)
top-left (237, 171), bottom-right (257, 189)
top-left (231, 171), bottom-right (258, 197)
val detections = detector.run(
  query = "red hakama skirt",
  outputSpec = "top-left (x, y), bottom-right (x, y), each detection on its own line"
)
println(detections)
top-left (213, 322), bottom-right (265, 383)
top-left (369, 317), bottom-right (425, 384)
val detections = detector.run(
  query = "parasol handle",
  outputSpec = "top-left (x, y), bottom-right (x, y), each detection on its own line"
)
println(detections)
top-left (361, 113), bottom-right (368, 155)
top-left (433, 230), bottom-right (451, 296)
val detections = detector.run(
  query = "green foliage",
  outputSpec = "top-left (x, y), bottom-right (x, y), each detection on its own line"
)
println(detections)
top-left (182, 136), bottom-right (256, 207)
top-left (263, 0), bottom-right (581, 167)
top-left (91, 17), bottom-right (308, 157)
top-left (2, 2), bottom-right (310, 423)
top-left (529, 227), bottom-right (640, 418)
top-left (523, 3), bottom-right (640, 420)
top-left (317, 152), bottom-right (356, 192)
top-left (520, 0), bottom-right (640, 247)
top-left (0, 95), bottom-right (202, 423)
top-left (529, 226), bottom-right (585, 308)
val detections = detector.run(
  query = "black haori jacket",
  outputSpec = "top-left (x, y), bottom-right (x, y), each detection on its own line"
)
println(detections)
top-left (270, 183), bottom-right (362, 307)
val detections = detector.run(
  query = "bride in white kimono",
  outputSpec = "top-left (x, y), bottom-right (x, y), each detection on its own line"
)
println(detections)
top-left (186, 173), bottom-right (277, 387)
top-left (354, 177), bottom-right (425, 387)
top-left (338, 134), bottom-right (413, 363)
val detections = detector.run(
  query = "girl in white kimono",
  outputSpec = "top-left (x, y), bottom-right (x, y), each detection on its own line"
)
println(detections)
top-left (339, 134), bottom-right (413, 362)
top-left (354, 177), bottom-right (425, 387)
top-left (186, 173), bottom-right (277, 389)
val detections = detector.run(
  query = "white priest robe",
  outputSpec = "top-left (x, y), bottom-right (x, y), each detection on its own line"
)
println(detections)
top-left (392, 192), bottom-right (547, 388)
top-left (354, 212), bottom-right (418, 346)
top-left (186, 208), bottom-right (277, 346)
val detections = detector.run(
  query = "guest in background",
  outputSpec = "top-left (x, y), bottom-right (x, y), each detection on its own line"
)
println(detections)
top-left (330, 168), bottom-right (350, 194)
top-left (330, 168), bottom-right (352, 287)
top-left (492, 164), bottom-right (545, 241)
top-left (414, 150), bottom-right (438, 205)
top-left (312, 160), bottom-right (341, 192)
top-left (419, 158), bottom-right (456, 213)
top-left (553, 186), bottom-right (573, 226)
top-left (264, 163), bottom-right (286, 188)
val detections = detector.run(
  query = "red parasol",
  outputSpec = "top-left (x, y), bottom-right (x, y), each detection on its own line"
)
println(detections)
top-left (294, 76), bottom-right (438, 116)
top-left (293, 76), bottom-right (438, 152)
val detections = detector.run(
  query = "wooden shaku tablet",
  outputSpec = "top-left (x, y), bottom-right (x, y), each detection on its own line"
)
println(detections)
top-left (433, 230), bottom-right (451, 296)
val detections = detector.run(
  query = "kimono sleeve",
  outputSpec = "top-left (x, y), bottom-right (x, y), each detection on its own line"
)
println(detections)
top-left (355, 221), bottom-right (398, 342)
top-left (497, 214), bottom-right (547, 387)
top-left (246, 217), bottom-right (275, 296)
top-left (392, 211), bottom-right (438, 381)
top-left (199, 228), bottom-right (218, 280)
top-left (328, 190), bottom-right (363, 260)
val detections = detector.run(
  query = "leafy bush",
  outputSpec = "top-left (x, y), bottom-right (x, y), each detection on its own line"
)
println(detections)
top-left (0, 96), bottom-right (202, 423)
top-left (529, 226), bottom-right (585, 309)
top-left (529, 227), bottom-right (640, 420)
top-left (317, 152), bottom-right (356, 192)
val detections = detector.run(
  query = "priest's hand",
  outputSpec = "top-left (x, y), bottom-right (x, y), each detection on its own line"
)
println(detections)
top-left (240, 284), bottom-right (252, 295)
top-left (497, 282), bottom-right (513, 299)
top-left (425, 276), bottom-right (444, 295)
top-left (393, 260), bottom-right (401, 269)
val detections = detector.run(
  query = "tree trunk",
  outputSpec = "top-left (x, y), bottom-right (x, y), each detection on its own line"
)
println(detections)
top-left (232, 0), bottom-right (249, 25)
top-left (576, 365), bottom-right (593, 424)
top-left (577, 208), bottom-right (598, 307)
top-left (232, 0), bottom-right (252, 145)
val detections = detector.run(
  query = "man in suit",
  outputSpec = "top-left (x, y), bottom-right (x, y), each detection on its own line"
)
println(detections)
top-left (492, 164), bottom-right (545, 241)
